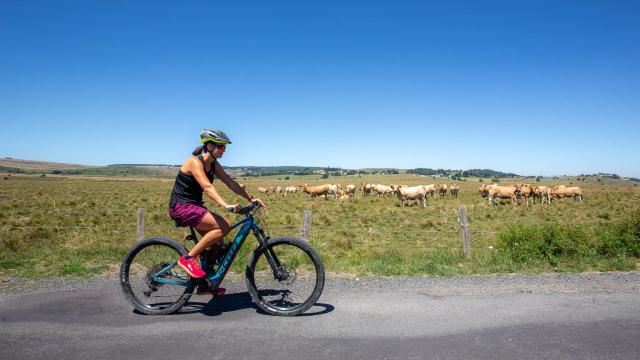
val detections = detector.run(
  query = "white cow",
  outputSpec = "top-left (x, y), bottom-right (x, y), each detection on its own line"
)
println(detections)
top-left (393, 185), bottom-right (427, 207)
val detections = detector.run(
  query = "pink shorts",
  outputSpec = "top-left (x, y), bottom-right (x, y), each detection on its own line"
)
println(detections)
top-left (168, 203), bottom-right (209, 227)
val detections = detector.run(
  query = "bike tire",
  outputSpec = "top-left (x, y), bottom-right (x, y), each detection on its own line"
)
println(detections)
top-left (119, 237), bottom-right (194, 315)
top-left (245, 237), bottom-right (325, 316)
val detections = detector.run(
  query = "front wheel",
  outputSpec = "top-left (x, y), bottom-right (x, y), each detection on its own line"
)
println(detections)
top-left (245, 237), bottom-right (325, 316)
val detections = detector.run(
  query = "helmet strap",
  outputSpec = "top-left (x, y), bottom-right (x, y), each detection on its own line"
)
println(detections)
top-left (205, 143), bottom-right (216, 157)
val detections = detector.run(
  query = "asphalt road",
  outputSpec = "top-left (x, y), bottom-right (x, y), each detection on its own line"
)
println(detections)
top-left (1, 272), bottom-right (639, 360)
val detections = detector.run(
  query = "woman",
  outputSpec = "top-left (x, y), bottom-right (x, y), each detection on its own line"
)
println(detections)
top-left (168, 129), bottom-right (265, 285)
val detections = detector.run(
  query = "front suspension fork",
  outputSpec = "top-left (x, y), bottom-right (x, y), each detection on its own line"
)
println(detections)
top-left (253, 227), bottom-right (287, 280)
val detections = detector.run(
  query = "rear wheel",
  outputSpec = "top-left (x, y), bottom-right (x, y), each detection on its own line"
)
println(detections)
top-left (120, 237), bottom-right (194, 315)
top-left (246, 238), bottom-right (325, 316)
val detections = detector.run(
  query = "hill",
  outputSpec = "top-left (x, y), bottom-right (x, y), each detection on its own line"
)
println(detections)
top-left (0, 158), bottom-right (91, 172)
top-left (3, 158), bottom-right (629, 181)
top-left (0, 158), bottom-right (176, 177)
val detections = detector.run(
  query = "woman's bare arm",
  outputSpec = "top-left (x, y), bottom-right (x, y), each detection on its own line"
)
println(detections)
top-left (188, 157), bottom-right (234, 210)
top-left (214, 160), bottom-right (252, 200)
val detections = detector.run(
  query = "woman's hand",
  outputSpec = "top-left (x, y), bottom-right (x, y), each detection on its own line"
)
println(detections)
top-left (251, 198), bottom-right (266, 207)
top-left (225, 204), bottom-right (240, 213)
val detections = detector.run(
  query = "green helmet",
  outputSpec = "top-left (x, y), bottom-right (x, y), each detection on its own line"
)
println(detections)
top-left (200, 129), bottom-right (232, 144)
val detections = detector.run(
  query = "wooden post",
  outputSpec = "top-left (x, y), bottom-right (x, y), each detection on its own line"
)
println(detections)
top-left (459, 205), bottom-right (472, 258)
top-left (136, 208), bottom-right (145, 242)
top-left (301, 210), bottom-right (312, 242)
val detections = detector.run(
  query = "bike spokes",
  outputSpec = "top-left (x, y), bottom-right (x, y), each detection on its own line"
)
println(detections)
top-left (250, 241), bottom-right (322, 313)
top-left (126, 242), bottom-right (192, 312)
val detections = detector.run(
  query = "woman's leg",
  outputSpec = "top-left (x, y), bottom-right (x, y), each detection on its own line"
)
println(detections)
top-left (188, 212), bottom-right (230, 257)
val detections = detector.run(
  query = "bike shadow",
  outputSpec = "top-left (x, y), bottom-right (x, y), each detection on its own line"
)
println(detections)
top-left (178, 291), bottom-right (334, 317)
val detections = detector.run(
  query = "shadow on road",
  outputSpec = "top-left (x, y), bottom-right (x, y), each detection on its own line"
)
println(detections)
top-left (173, 291), bottom-right (334, 317)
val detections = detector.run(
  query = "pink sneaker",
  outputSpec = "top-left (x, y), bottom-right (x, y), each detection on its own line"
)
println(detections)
top-left (177, 255), bottom-right (206, 278)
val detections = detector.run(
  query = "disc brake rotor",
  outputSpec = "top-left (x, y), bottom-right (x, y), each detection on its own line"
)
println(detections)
top-left (277, 264), bottom-right (297, 286)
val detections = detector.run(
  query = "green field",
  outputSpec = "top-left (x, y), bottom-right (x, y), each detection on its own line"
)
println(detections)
top-left (1, 174), bottom-right (639, 278)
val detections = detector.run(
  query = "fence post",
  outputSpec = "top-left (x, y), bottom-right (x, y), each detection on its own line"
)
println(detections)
top-left (137, 208), bottom-right (145, 242)
top-left (301, 210), bottom-right (312, 242)
top-left (459, 205), bottom-right (472, 258)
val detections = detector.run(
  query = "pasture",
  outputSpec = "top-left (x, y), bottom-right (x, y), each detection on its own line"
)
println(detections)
top-left (1, 174), bottom-right (639, 278)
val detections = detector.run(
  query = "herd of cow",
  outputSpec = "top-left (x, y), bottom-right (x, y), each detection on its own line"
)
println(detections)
top-left (249, 182), bottom-right (584, 208)
top-left (253, 183), bottom-right (461, 208)
top-left (478, 183), bottom-right (584, 206)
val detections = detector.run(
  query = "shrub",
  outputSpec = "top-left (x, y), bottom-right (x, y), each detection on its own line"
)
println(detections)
top-left (497, 209), bottom-right (640, 266)
top-left (595, 209), bottom-right (640, 257)
top-left (496, 223), bottom-right (590, 266)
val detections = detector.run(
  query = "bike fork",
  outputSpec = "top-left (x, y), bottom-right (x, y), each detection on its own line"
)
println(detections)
top-left (253, 228), bottom-right (286, 280)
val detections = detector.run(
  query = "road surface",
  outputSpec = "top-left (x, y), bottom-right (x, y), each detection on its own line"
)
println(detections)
top-left (1, 272), bottom-right (639, 359)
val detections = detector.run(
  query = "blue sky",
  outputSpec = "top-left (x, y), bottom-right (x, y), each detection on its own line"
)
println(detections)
top-left (1, 1), bottom-right (639, 177)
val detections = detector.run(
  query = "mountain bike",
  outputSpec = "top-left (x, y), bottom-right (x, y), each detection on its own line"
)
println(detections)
top-left (119, 203), bottom-right (325, 316)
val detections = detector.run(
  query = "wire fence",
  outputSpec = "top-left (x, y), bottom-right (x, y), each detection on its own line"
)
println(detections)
top-left (1, 206), bottom-right (502, 255)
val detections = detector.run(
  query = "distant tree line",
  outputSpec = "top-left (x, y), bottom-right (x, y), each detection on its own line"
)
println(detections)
top-left (461, 169), bottom-right (519, 178)
top-left (406, 168), bottom-right (518, 179)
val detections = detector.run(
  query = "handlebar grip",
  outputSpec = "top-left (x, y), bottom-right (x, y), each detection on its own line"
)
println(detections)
top-left (237, 202), bottom-right (260, 215)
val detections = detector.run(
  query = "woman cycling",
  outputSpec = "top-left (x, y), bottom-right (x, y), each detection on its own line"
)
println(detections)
top-left (168, 129), bottom-right (265, 287)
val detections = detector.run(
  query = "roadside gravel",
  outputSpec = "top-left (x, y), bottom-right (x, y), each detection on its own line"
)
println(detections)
top-left (1, 271), bottom-right (638, 302)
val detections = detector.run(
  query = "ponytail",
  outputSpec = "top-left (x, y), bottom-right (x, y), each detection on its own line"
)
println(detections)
top-left (193, 141), bottom-right (216, 156)
top-left (192, 146), bottom-right (204, 156)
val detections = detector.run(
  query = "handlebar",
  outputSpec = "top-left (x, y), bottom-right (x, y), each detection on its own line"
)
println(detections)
top-left (236, 202), bottom-right (261, 215)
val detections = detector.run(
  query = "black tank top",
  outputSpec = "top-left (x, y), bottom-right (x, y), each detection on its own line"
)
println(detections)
top-left (168, 154), bottom-right (215, 208)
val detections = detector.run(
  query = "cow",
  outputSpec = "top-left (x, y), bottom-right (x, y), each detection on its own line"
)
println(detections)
top-left (478, 184), bottom-right (490, 198)
top-left (284, 186), bottom-right (299, 196)
top-left (438, 184), bottom-right (448, 197)
top-left (345, 184), bottom-right (356, 197)
top-left (487, 185), bottom-right (518, 206)
top-left (449, 184), bottom-right (460, 198)
top-left (551, 186), bottom-right (583, 203)
top-left (374, 184), bottom-right (395, 197)
top-left (423, 184), bottom-right (438, 198)
top-left (360, 183), bottom-right (375, 196)
top-left (479, 183), bottom-right (499, 198)
top-left (326, 184), bottom-right (339, 199)
top-left (393, 185), bottom-right (427, 207)
top-left (302, 184), bottom-right (331, 199)
top-left (258, 187), bottom-right (270, 195)
top-left (515, 183), bottom-right (534, 206)
top-left (533, 185), bottom-right (551, 204)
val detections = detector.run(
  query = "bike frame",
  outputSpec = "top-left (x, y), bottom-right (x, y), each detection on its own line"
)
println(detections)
top-left (152, 211), bottom-right (279, 289)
